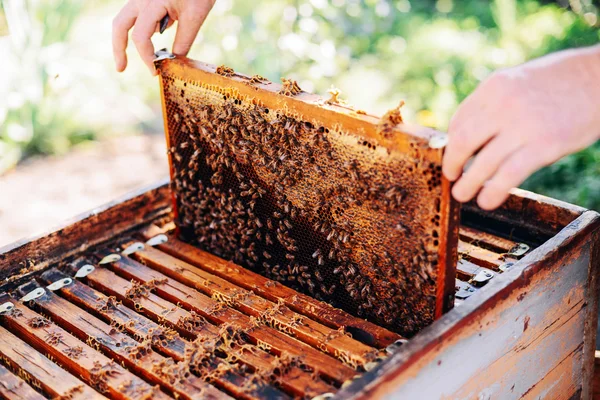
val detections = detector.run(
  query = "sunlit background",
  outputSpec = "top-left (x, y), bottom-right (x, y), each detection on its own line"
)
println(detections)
top-left (0, 0), bottom-right (599, 245)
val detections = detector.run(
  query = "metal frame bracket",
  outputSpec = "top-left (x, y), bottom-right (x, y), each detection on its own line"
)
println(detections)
top-left (146, 234), bottom-right (168, 246)
top-left (47, 277), bottom-right (73, 291)
top-left (154, 48), bottom-right (175, 62)
top-left (122, 242), bottom-right (145, 256)
top-left (508, 243), bottom-right (530, 257)
top-left (470, 270), bottom-right (494, 287)
top-left (0, 302), bottom-right (15, 315)
top-left (99, 254), bottom-right (122, 265)
top-left (75, 264), bottom-right (95, 278)
top-left (21, 288), bottom-right (46, 302)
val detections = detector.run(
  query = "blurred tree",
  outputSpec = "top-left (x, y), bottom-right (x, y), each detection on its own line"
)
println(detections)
top-left (1, 0), bottom-right (598, 209)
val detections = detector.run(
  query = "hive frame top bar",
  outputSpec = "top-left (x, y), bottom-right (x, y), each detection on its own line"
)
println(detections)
top-left (156, 56), bottom-right (446, 159)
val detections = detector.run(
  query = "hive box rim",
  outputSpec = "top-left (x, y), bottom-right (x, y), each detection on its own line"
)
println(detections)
top-left (0, 181), bottom-right (598, 398)
top-left (0, 182), bottom-right (590, 289)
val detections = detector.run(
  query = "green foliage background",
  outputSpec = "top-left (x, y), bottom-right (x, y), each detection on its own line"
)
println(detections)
top-left (1, 0), bottom-right (599, 209)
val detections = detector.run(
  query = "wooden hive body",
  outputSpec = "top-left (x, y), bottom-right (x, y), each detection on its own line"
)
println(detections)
top-left (0, 181), bottom-right (598, 399)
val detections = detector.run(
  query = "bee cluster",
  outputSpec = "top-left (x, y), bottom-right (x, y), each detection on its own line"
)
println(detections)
top-left (161, 70), bottom-right (445, 336)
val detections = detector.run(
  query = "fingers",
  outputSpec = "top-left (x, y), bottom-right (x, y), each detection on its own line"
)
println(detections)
top-left (443, 99), bottom-right (496, 182)
top-left (451, 132), bottom-right (523, 203)
top-left (112, 2), bottom-right (137, 72)
top-left (132, 1), bottom-right (168, 75)
top-left (172, 3), bottom-right (213, 56)
top-left (476, 145), bottom-right (550, 210)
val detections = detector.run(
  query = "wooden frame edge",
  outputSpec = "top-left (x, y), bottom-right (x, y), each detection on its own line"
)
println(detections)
top-left (156, 57), bottom-right (445, 160)
top-left (0, 179), bottom-right (172, 283)
top-left (338, 209), bottom-right (600, 399)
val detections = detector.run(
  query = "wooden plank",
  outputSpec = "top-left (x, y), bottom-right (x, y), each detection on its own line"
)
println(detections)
top-left (337, 210), bottom-right (600, 400)
top-left (0, 180), bottom-right (171, 285)
top-left (81, 264), bottom-right (335, 398)
top-left (582, 229), bottom-right (600, 399)
top-left (0, 294), bottom-right (167, 400)
top-left (458, 226), bottom-right (518, 253)
top-left (0, 363), bottom-right (45, 400)
top-left (455, 259), bottom-right (495, 282)
top-left (39, 268), bottom-right (290, 400)
top-left (0, 324), bottom-right (105, 400)
top-left (521, 345), bottom-right (583, 400)
top-left (462, 187), bottom-right (586, 240)
top-left (126, 244), bottom-right (379, 369)
top-left (94, 252), bottom-right (355, 384)
top-left (458, 241), bottom-right (515, 270)
top-left (140, 224), bottom-right (401, 349)
top-left (27, 289), bottom-right (230, 400)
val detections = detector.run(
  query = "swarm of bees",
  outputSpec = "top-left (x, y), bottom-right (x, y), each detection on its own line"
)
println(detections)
top-left (162, 71), bottom-right (446, 336)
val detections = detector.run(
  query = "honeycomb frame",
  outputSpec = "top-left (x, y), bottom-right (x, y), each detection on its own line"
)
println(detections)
top-left (156, 56), bottom-right (460, 336)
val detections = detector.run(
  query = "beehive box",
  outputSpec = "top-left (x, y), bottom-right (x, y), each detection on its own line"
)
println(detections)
top-left (0, 180), bottom-right (598, 399)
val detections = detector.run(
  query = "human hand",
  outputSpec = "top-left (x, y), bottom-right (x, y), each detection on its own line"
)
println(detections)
top-left (112, 0), bottom-right (216, 75)
top-left (443, 45), bottom-right (600, 210)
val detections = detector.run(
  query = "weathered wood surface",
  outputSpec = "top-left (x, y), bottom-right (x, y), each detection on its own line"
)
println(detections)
top-left (0, 180), bottom-right (171, 285)
top-left (39, 268), bottom-right (288, 400)
top-left (455, 259), bottom-right (495, 282)
top-left (80, 263), bottom-right (334, 398)
top-left (462, 188), bottom-right (586, 244)
top-left (584, 229), bottom-right (600, 399)
top-left (0, 294), bottom-right (166, 400)
top-left (29, 289), bottom-right (229, 400)
top-left (127, 244), bottom-right (379, 369)
top-left (0, 324), bottom-right (105, 399)
top-left (457, 241), bottom-right (516, 270)
top-left (459, 226), bottom-right (517, 253)
top-left (337, 210), bottom-right (600, 399)
top-left (140, 224), bottom-right (401, 349)
top-left (0, 362), bottom-right (45, 400)
top-left (95, 252), bottom-right (355, 384)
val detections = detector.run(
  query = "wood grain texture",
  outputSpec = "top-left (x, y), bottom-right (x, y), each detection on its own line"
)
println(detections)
top-left (95, 251), bottom-right (355, 384)
top-left (457, 241), bottom-right (516, 270)
top-left (0, 295), bottom-right (166, 400)
top-left (337, 210), bottom-right (600, 399)
top-left (140, 224), bottom-right (401, 348)
top-left (0, 325), bottom-right (105, 400)
top-left (582, 228), bottom-right (600, 399)
top-left (0, 362), bottom-right (45, 400)
top-left (462, 188), bottom-right (586, 244)
top-left (128, 245), bottom-right (379, 369)
top-left (29, 289), bottom-right (230, 400)
top-left (459, 226), bottom-right (517, 253)
top-left (81, 264), bottom-right (334, 398)
top-left (39, 268), bottom-right (289, 400)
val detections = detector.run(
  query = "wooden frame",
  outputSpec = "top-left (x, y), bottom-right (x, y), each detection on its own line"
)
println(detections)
top-left (1, 182), bottom-right (598, 399)
top-left (157, 57), bottom-right (459, 334)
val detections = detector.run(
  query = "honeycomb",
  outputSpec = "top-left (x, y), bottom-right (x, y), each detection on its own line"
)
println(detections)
top-left (157, 57), bottom-right (458, 336)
